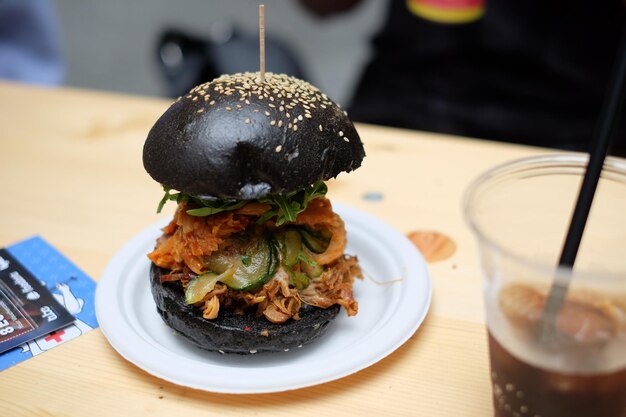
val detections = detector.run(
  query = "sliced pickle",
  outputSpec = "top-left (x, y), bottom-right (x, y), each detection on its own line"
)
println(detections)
top-left (185, 270), bottom-right (229, 304)
top-left (289, 270), bottom-right (310, 290)
top-left (204, 252), bottom-right (233, 274)
top-left (301, 260), bottom-right (323, 278)
top-left (281, 229), bottom-right (302, 266)
top-left (299, 228), bottom-right (330, 254)
top-left (221, 237), bottom-right (276, 291)
top-left (201, 234), bottom-right (278, 292)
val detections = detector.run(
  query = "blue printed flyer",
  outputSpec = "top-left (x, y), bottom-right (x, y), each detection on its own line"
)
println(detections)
top-left (0, 236), bottom-right (98, 371)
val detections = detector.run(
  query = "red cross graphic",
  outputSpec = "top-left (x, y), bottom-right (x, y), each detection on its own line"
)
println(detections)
top-left (44, 330), bottom-right (66, 343)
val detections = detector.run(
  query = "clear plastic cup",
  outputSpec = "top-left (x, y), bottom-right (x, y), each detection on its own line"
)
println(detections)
top-left (464, 154), bottom-right (626, 417)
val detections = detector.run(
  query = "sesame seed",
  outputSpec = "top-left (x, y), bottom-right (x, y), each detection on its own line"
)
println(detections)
top-left (343, 137), bottom-right (350, 142)
top-left (225, 106), bottom-right (232, 111)
top-left (293, 124), bottom-right (298, 131)
top-left (197, 108), bottom-right (204, 113)
top-left (275, 145), bottom-right (282, 152)
top-left (278, 120), bottom-right (283, 127)
top-left (184, 72), bottom-right (341, 132)
top-left (339, 131), bottom-right (344, 137)
top-left (245, 118), bottom-right (250, 124)
top-left (319, 125), bottom-right (323, 131)
top-left (270, 120), bottom-right (276, 126)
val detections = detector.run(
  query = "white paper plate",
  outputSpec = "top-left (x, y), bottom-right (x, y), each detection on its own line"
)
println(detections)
top-left (96, 204), bottom-right (432, 394)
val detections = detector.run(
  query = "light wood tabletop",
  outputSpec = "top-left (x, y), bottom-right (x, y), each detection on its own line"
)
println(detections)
top-left (0, 81), bottom-right (549, 417)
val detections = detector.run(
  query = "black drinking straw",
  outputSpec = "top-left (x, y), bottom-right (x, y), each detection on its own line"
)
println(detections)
top-left (539, 27), bottom-right (626, 339)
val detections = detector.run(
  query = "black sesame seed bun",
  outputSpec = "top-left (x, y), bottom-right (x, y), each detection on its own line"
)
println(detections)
top-left (150, 265), bottom-right (340, 354)
top-left (143, 72), bottom-right (365, 200)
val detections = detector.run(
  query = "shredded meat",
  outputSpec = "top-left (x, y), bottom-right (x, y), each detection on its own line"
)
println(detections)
top-left (159, 272), bottom-right (195, 284)
top-left (186, 269), bottom-right (302, 324)
top-left (148, 202), bottom-right (250, 274)
top-left (202, 296), bottom-right (220, 319)
top-left (148, 197), bottom-right (361, 323)
top-left (300, 255), bottom-right (362, 316)
top-left (256, 268), bottom-right (302, 323)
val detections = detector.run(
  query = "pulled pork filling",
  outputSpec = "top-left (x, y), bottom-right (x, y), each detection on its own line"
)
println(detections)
top-left (148, 197), bottom-right (362, 324)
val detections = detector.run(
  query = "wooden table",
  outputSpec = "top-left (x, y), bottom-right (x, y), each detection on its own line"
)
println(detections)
top-left (0, 81), bottom-right (548, 416)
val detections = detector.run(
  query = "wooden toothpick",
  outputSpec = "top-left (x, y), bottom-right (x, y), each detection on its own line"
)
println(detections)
top-left (259, 4), bottom-right (266, 83)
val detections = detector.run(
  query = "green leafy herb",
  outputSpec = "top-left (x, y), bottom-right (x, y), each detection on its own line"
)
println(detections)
top-left (257, 208), bottom-right (278, 224)
top-left (157, 186), bottom-right (188, 213)
top-left (258, 181), bottom-right (328, 226)
top-left (241, 255), bottom-right (252, 266)
top-left (156, 181), bottom-right (328, 226)
top-left (297, 251), bottom-right (318, 267)
top-left (269, 195), bottom-right (298, 225)
top-left (185, 200), bottom-right (247, 216)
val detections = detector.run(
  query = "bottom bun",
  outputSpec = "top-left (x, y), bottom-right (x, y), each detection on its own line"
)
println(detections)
top-left (150, 264), bottom-right (340, 354)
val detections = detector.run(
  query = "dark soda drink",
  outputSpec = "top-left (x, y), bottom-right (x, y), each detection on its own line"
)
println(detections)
top-left (463, 155), bottom-right (626, 417)
top-left (489, 332), bottom-right (626, 417)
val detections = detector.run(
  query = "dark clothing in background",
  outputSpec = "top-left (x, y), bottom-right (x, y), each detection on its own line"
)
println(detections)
top-left (348, 0), bottom-right (626, 155)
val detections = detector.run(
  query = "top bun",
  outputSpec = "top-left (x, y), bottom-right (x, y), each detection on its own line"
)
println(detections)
top-left (143, 72), bottom-right (365, 200)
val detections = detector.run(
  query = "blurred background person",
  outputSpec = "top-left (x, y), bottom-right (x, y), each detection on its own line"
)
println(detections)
top-left (0, 0), bottom-right (64, 85)
top-left (300, 0), bottom-right (626, 156)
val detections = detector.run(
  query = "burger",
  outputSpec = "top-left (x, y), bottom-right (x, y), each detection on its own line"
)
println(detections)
top-left (143, 72), bottom-right (365, 354)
